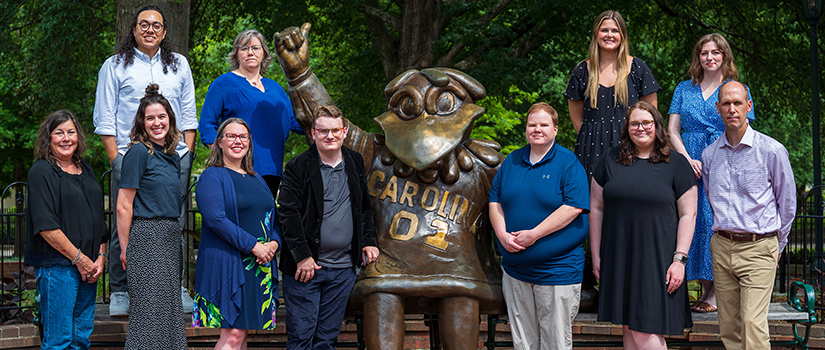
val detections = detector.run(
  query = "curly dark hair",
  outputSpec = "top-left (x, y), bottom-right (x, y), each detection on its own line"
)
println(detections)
top-left (34, 110), bottom-right (87, 166)
top-left (114, 5), bottom-right (179, 74)
top-left (129, 84), bottom-right (181, 155)
top-left (617, 101), bottom-right (670, 165)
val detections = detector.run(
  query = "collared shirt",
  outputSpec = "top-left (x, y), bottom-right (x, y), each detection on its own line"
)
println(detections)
top-left (489, 142), bottom-right (590, 285)
top-left (93, 47), bottom-right (198, 157)
top-left (702, 125), bottom-right (796, 251)
top-left (318, 159), bottom-right (354, 268)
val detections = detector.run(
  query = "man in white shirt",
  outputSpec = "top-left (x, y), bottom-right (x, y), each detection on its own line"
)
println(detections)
top-left (93, 5), bottom-right (197, 316)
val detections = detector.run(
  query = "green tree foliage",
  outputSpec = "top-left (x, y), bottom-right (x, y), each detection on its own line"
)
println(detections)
top-left (0, 0), bottom-right (115, 185)
top-left (0, 0), bottom-right (821, 189)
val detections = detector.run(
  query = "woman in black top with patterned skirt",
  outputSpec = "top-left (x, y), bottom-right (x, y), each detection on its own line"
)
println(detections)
top-left (116, 84), bottom-right (186, 350)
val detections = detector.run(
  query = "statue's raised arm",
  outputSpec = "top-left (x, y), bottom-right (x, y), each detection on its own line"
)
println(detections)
top-left (274, 23), bottom-right (371, 153)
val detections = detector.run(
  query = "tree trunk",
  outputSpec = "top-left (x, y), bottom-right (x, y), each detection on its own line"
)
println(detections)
top-left (363, 0), bottom-right (441, 81)
top-left (116, 0), bottom-right (190, 58)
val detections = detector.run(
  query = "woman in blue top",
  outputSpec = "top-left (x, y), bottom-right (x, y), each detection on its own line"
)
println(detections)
top-left (667, 33), bottom-right (754, 313)
top-left (116, 84), bottom-right (186, 349)
top-left (193, 118), bottom-right (280, 349)
top-left (198, 29), bottom-right (303, 195)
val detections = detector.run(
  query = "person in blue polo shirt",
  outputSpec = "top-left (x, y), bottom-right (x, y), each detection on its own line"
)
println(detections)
top-left (489, 102), bottom-right (590, 350)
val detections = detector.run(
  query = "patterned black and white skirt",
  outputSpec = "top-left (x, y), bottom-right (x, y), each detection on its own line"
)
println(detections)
top-left (125, 217), bottom-right (186, 350)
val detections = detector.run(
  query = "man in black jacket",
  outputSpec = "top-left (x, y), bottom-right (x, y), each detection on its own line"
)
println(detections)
top-left (278, 105), bottom-right (379, 349)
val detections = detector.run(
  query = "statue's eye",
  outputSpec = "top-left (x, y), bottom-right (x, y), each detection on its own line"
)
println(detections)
top-left (436, 91), bottom-right (458, 115)
top-left (389, 86), bottom-right (424, 121)
top-left (399, 96), bottom-right (416, 119)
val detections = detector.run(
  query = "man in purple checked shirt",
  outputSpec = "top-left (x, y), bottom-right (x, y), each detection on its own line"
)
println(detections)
top-left (702, 80), bottom-right (796, 350)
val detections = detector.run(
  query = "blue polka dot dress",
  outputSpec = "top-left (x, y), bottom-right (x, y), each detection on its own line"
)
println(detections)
top-left (564, 58), bottom-right (661, 179)
top-left (668, 79), bottom-right (755, 281)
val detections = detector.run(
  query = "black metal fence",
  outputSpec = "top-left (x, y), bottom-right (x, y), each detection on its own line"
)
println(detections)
top-left (1, 174), bottom-right (824, 323)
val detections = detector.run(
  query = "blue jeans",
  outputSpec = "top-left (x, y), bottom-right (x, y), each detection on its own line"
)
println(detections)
top-left (283, 267), bottom-right (355, 350)
top-left (36, 265), bottom-right (96, 350)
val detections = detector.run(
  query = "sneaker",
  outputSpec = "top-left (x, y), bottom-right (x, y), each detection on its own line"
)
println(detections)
top-left (181, 287), bottom-right (193, 314)
top-left (109, 292), bottom-right (129, 317)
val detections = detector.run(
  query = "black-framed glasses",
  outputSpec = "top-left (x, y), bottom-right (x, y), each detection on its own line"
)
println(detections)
top-left (314, 127), bottom-right (345, 137)
top-left (238, 45), bottom-right (263, 53)
top-left (138, 21), bottom-right (164, 32)
top-left (629, 120), bottom-right (655, 130)
top-left (222, 133), bottom-right (250, 142)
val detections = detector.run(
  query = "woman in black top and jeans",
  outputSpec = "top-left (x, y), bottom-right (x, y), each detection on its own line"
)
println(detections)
top-left (25, 110), bottom-right (108, 349)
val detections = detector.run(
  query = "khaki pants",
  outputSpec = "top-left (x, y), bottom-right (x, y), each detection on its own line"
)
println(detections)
top-left (710, 234), bottom-right (778, 350)
top-left (502, 271), bottom-right (581, 350)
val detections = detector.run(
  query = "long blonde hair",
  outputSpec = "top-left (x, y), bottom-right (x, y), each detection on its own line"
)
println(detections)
top-left (585, 10), bottom-right (631, 109)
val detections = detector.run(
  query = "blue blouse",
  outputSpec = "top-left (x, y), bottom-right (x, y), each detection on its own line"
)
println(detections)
top-left (194, 166), bottom-right (281, 325)
top-left (198, 73), bottom-right (303, 177)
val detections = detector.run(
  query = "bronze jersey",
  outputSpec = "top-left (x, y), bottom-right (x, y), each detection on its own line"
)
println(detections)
top-left (347, 132), bottom-right (504, 314)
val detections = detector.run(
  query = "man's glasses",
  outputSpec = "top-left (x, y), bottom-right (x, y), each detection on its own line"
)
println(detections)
top-left (629, 120), bottom-right (655, 130)
top-left (314, 127), bottom-right (345, 137)
top-left (138, 21), bottom-right (164, 32)
top-left (238, 45), bottom-right (263, 53)
top-left (222, 133), bottom-right (250, 142)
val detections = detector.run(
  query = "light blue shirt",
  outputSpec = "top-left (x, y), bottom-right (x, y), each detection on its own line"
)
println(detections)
top-left (93, 47), bottom-right (197, 157)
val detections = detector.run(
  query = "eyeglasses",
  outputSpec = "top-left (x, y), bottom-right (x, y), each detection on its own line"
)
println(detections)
top-left (222, 133), bottom-right (250, 142)
top-left (138, 21), bottom-right (164, 32)
top-left (629, 120), bottom-right (655, 130)
top-left (238, 45), bottom-right (263, 53)
top-left (314, 127), bottom-right (345, 137)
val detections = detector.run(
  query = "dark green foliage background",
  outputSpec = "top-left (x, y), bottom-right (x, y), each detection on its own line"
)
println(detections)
top-left (0, 0), bottom-right (819, 193)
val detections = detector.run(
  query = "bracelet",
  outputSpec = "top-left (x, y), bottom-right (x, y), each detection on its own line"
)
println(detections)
top-left (98, 253), bottom-right (108, 259)
top-left (673, 254), bottom-right (687, 264)
top-left (674, 251), bottom-right (688, 257)
top-left (71, 250), bottom-right (83, 265)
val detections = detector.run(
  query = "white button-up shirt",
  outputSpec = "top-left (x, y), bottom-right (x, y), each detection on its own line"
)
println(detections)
top-left (93, 47), bottom-right (197, 157)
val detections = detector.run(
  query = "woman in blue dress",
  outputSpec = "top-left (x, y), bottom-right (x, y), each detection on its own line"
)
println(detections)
top-left (667, 33), bottom-right (754, 313)
top-left (198, 29), bottom-right (304, 196)
top-left (565, 10), bottom-right (661, 179)
top-left (193, 118), bottom-right (281, 349)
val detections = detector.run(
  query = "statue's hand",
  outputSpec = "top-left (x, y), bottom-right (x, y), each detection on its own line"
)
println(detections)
top-left (274, 23), bottom-right (311, 81)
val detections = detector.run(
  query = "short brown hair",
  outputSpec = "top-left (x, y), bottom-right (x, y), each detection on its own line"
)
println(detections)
top-left (312, 105), bottom-right (344, 128)
top-left (526, 102), bottom-right (558, 127)
top-left (34, 110), bottom-right (87, 166)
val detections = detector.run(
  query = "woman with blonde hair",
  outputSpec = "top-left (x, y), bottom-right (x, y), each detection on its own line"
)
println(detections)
top-left (667, 33), bottom-right (755, 313)
top-left (565, 10), bottom-right (661, 179)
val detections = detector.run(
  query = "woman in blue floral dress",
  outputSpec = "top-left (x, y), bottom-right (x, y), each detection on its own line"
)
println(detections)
top-left (667, 33), bottom-right (754, 313)
top-left (194, 118), bottom-right (281, 348)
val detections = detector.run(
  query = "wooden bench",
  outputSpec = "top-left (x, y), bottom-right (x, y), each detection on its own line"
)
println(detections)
top-left (484, 281), bottom-right (817, 349)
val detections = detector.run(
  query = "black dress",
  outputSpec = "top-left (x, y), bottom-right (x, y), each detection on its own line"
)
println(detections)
top-left (593, 147), bottom-right (695, 335)
top-left (564, 57), bottom-right (661, 178)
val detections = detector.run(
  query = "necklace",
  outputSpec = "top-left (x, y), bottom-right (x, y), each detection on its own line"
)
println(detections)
top-left (233, 69), bottom-right (261, 87)
top-left (225, 165), bottom-right (247, 177)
